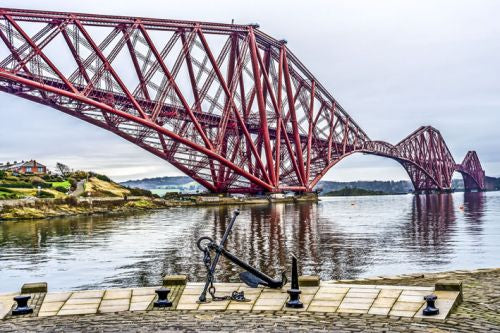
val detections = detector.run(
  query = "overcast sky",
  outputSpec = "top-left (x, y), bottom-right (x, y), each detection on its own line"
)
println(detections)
top-left (0, 0), bottom-right (498, 182)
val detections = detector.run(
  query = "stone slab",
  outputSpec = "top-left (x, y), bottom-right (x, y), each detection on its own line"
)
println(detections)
top-left (132, 288), bottom-right (157, 296)
top-left (21, 282), bottom-right (47, 294)
top-left (345, 292), bottom-right (379, 298)
top-left (392, 301), bottom-right (423, 312)
top-left (163, 275), bottom-right (187, 286)
top-left (378, 289), bottom-right (402, 298)
top-left (100, 298), bottom-right (130, 307)
top-left (198, 300), bottom-right (230, 310)
top-left (337, 308), bottom-right (368, 314)
top-left (129, 302), bottom-right (151, 311)
top-left (317, 287), bottom-right (349, 294)
top-left (389, 310), bottom-right (416, 317)
top-left (39, 301), bottom-right (64, 312)
top-left (338, 301), bottom-right (372, 311)
top-left (254, 297), bottom-right (288, 306)
top-left (372, 297), bottom-right (397, 308)
top-left (175, 302), bottom-right (199, 310)
top-left (398, 295), bottom-right (426, 303)
top-left (299, 275), bottom-right (320, 287)
top-left (308, 300), bottom-right (341, 307)
top-left (226, 302), bottom-right (254, 311)
top-left (65, 298), bottom-right (101, 305)
top-left (70, 290), bottom-right (104, 299)
top-left (59, 303), bottom-right (99, 311)
top-left (43, 292), bottom-right (71, 303)
top-left (38, 311), bottom-right (58, 317)
top-left (307, 305), bottom-right (338, 313)
top-left (99, 305), bottom-right (130, 313)
top-left (435, 280), bottom-right (462, 292)
top-left (400, 289), bottom-right (432, 296)
top-left (313, 293), bottom-right (346, 301)
top-left (103, 289), bottom-right (131, 300)
top-left (368, 307), bottom-right (391, 315)
top-left (57, 308), bottom-right (97, 316)
top-left (131, 295), bottom-right (155, 303)
top-left (0, 294), bottom-right (17, 320)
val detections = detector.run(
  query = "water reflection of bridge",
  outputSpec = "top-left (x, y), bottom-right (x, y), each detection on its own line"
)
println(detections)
top-left (187, 193), bottom-right (487, 281)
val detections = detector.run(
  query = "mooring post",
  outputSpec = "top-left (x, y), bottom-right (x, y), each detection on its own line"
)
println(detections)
top-left (12, 295), bottom-right (33, 315)
top-left (154, 287), bottom-right (173, 307)
top-left (286, 254), bottom-right (303, 308)
top-left (423, 294), bottom-right (439, 316)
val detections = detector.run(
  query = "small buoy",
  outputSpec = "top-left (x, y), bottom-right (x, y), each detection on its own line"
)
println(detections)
top-left (351, 203), bottom-right (355, 206)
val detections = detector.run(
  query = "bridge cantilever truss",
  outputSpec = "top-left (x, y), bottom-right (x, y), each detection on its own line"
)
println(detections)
top-left (0, 8), bottom-right (486, 193)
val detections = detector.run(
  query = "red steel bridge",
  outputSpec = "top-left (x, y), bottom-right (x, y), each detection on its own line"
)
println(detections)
top-left (0, 8), bottom-right (486, 193)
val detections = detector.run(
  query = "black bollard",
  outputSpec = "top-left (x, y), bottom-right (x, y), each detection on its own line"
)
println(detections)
top-left (286, 255), bottom-right (303, 308)
top-left (154, 288), bottom-right (173, 308)
top-left (423, 294), bottom-right (439, 316)
top-left (12, 295), bottom-right (33, 315)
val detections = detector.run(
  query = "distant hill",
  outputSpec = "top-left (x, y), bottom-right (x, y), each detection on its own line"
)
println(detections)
top-left (120, 175), bottom-right (500, 193)
top-left (323, 187), bottom-right (389, 197)
top-left (485, 176), bottom-right (500, 190)
top-left (120, 176), bottom-right (196, 190)
top-left (316, 180), bottom-right (413, 194)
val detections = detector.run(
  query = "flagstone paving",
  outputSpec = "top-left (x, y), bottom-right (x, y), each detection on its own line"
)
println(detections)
top-left (0, 268), bottom-right (498, 332)
top-left (2, 279), bottom-right (455, 319)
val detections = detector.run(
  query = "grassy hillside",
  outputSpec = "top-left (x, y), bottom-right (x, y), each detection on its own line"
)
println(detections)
top-left (0, 170), bottom-right (142, 200)
top-left (84, 177), bottom-right (130, 197)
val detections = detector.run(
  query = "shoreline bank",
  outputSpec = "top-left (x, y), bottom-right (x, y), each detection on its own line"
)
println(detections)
top-left (0, 193), bottom-right (319, 221)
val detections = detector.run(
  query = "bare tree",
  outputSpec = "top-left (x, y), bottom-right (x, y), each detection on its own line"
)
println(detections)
top-left (56, 162), bottom-right (71, 177)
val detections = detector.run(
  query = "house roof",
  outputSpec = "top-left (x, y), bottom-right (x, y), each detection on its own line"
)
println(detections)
top-left (0, 160), bottom-right (46, 170)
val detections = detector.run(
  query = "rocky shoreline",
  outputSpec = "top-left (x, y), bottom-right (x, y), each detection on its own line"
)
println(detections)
top-left (0, 193), bottom-right (319, 221)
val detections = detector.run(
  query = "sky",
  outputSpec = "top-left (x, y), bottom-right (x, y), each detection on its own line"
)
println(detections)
top-left (0, 0), bottom-right (499, 182)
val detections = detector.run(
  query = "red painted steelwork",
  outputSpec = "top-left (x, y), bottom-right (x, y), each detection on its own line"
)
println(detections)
top-left (0, 8), bottom-right (486, 193)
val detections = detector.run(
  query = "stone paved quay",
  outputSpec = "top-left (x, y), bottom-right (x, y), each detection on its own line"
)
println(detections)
top-left (0, 268), bottom-right (498, 332)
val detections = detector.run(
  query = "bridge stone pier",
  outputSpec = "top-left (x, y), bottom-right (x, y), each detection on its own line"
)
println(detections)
top-left (0, 8), bottom-right (486, 193)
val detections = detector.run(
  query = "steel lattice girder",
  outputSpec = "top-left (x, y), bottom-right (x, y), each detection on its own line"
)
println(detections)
top-left (0, 7), bottom-right (485, 193)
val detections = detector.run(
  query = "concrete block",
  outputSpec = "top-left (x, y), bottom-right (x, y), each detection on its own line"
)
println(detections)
top-left (435, 280), bottom-right (463, 303)
top-left (163, 275), bottom-right (187, 286)
top-left (435, 280), bottom-right (462, 292)
top-left (299, 275), bottom-right (320, 287)
top-left (21, 282), bottom-right (47, 294)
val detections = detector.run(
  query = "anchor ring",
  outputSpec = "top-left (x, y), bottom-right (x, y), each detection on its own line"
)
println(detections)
top-left (196, 236), bottom-right (214, 251)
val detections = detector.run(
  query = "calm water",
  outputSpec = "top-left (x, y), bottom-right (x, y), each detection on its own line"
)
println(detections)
top-left (0, 192), bottom-right (499, 292)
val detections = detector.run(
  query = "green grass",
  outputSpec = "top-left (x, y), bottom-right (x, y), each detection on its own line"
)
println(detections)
top-left (50, 180), bottom-right (71, 190)
top-left (0, 190), bottom-right (21, 199)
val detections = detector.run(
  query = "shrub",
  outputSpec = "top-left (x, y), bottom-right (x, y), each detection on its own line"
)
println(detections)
top-left (0, 187), bottom-right (14, 193)
top-left (127, 187), bottom-right (153, 197)
top-left (31, 176), bottom-right (52, 188)
top-left (0, 181), bottom-right (33, 188)
top-left (72, 171), bottom-right (88, 181)
top-left (92, 173), bottom-right (112, 182)
top-left (54, 186), bottom-right (68, 193)
top-left (43, 174), bottom-right (64, 182)
top-left (0, 170), bottom-right (5, 179)
top-left (68, 178), bottom-right (77, 190)
top-left (64, 196), bottom-right (79, 206)
top-left (37, 190), bottom-right (55, 198)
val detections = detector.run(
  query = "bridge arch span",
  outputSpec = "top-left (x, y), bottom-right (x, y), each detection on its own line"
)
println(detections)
top-left (0, 8), bottom-right (486, 193)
